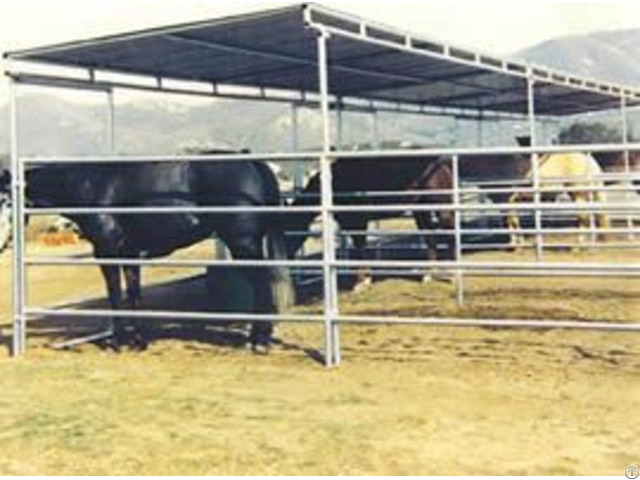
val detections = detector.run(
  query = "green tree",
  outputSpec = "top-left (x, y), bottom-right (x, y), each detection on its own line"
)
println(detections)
top-left (557, 121), bottom-right (628, 144)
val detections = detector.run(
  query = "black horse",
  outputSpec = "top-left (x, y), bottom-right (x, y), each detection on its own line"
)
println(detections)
top-left (1, 154), bottom-right (293, 352)
top-left (284, 155), bottom-right (455, 288)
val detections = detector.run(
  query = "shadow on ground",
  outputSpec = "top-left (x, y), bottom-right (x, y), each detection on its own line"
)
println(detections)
top-left (17, 271), bottom-right (336, 361)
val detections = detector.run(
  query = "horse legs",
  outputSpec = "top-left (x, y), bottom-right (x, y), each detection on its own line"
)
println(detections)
top-left (569, 192), bottom-right (608, 251)
top-left (571, 192), bottom-right (590, 248)
top-left (83, 216), bottom-right (131, 350)
top-left (98, 264), bottom-right (124, 351)
top-left (593, 190), bottom-right (609, 243)
top-left (506, 193), bottom-right (525, 249)
top-left (123, 265), bottom-right (148, 351)
top-left (415, 210), bottom-right (455, 283)
top-left (343, 218), bottom-right (370, 292)
top-left (414, 211), bottom-right (437, 282)
top-left (437, 210), bottom-right (456, 262)
top-left (225, 234), bottom-right (275, 354)
top-left (506, 212), bottom-right (523, 248)
top-left (415, 205), bottom-right (457, 284)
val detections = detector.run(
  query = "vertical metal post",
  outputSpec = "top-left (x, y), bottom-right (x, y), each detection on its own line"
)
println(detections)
top-left (336, 100), bottom-right (344, 149)
top-left (452, 154), bottom-right (464, 306)
top-left (371, 110), bottom-right (380, 148)
top-left (335, 101), bottom-right (349, 260)
top-left (488, 117), bottom-right (497, 146)
top-left (291, 103), bottom-right (304, 191)
top-left (621, 96), bottom-right (629, 159)
top-left (527, 74), bottom-right (543, 261)
top-left (620, 95), bottom-right (634, 240)
top-left (10, 77), bottom-right (26, 356)
top-left (104, 88), bottom-right (117, 338)
top-left (290, 103), bottom-right (307, 264)
top-left (587, 164), bottom-right (596, 245)
top-left (476, 112), bottom-right (484, 147)
top-left (370, 110), bottom-right (382, 242)
top-left (451, 116), bottom-right (459, 147)
top-left (317, 29), bottom-right (339, 367)
top-left (106, 88), bottom-right (116, 154)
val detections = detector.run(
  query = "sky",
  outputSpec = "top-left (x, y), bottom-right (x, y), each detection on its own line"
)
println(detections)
top-left (2, 0), bottom-right (640, 105)
top-left (2, 0), bottom-right (640, 56)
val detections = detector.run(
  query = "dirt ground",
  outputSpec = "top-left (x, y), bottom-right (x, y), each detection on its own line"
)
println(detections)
top-left (0, 240), bottom-right (639, 475)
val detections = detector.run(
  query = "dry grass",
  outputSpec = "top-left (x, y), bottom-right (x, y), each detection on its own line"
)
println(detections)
top-left (0, 239), bottom-right (639, 475)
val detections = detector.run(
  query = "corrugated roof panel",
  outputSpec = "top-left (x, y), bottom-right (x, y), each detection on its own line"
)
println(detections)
top-left (6, 3), bottom-right (639, 116)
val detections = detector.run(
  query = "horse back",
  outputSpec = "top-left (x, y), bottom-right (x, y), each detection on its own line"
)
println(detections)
top-left (89, 160), bottom-right (278, 210)
top-left (330, 156), bottom-right (442, 198)
top-left (193, 161), bottom-right (279, 207)
top-left (539, 153), bottom-right (602, 180)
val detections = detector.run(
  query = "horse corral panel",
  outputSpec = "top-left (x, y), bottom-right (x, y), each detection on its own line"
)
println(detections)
top-left (4, 4), bottom-right (640, 365)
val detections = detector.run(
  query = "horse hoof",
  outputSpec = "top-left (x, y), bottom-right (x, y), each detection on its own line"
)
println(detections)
top-left (352, 278), bottom-right (372, 294)
top-left (251, 342), bottom-right (271, 355)
top-left (131, 338), bottom-right (149, 352)
top-left (99, 337), bottom-right (122, 353)
top-left (421, 274), bottom-right (433, 284)
top-left (433, 272), bottom-right (454, 284)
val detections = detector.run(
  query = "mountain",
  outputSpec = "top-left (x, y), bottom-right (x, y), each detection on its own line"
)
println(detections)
top-left (0, 94), bottom-right (308, 158)
top-left (0, 92), bottom-right (456, 167)
top-left (515, 29), bottom-right (640, 86)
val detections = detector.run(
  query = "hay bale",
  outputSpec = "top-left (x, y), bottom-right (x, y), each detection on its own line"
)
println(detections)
top-left (38, 231), bottom-right (80, 246)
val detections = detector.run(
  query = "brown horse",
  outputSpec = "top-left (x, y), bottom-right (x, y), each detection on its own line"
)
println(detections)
top-left (592, 150), bottom-right (640, 193)
top-left (458, 153), bottom-right (529, 203)
top-left (459, 136), bottom-right (619, 247)
top-left (284, 156), bottom-right (455, 289)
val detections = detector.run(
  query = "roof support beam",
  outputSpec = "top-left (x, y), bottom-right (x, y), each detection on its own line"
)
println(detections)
top-left (334, 68), bottom-right (496, 98)
top-left (165, 33), bottom-right (478, 88)
top-left (412, 83), bottom-right (527, 107)
top-left (6, 4), bottom-right (639, 117)
top-left (165, 33), bottom-right (513, 101)
top-left (475, 94), bottom-right (618, 116)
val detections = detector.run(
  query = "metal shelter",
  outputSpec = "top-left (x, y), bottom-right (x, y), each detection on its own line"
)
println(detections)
top-left (8, 3), bottom-right (640, 115)
top-left (5, 3), bottom-right (640, 365)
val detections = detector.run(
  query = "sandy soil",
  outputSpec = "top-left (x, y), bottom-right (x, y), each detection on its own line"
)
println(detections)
top-left (0, 240), bottom-right (638, 475)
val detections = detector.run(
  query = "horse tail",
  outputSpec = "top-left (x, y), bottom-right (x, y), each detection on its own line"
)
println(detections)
top-left (585, 154), bottom-right (610, 234)
top-left (252, 161), bottom-right (295, 311)
top-left (265, 225), bottom-right (295, 313)
top-left (281, 173), bottom-right (321, 258)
